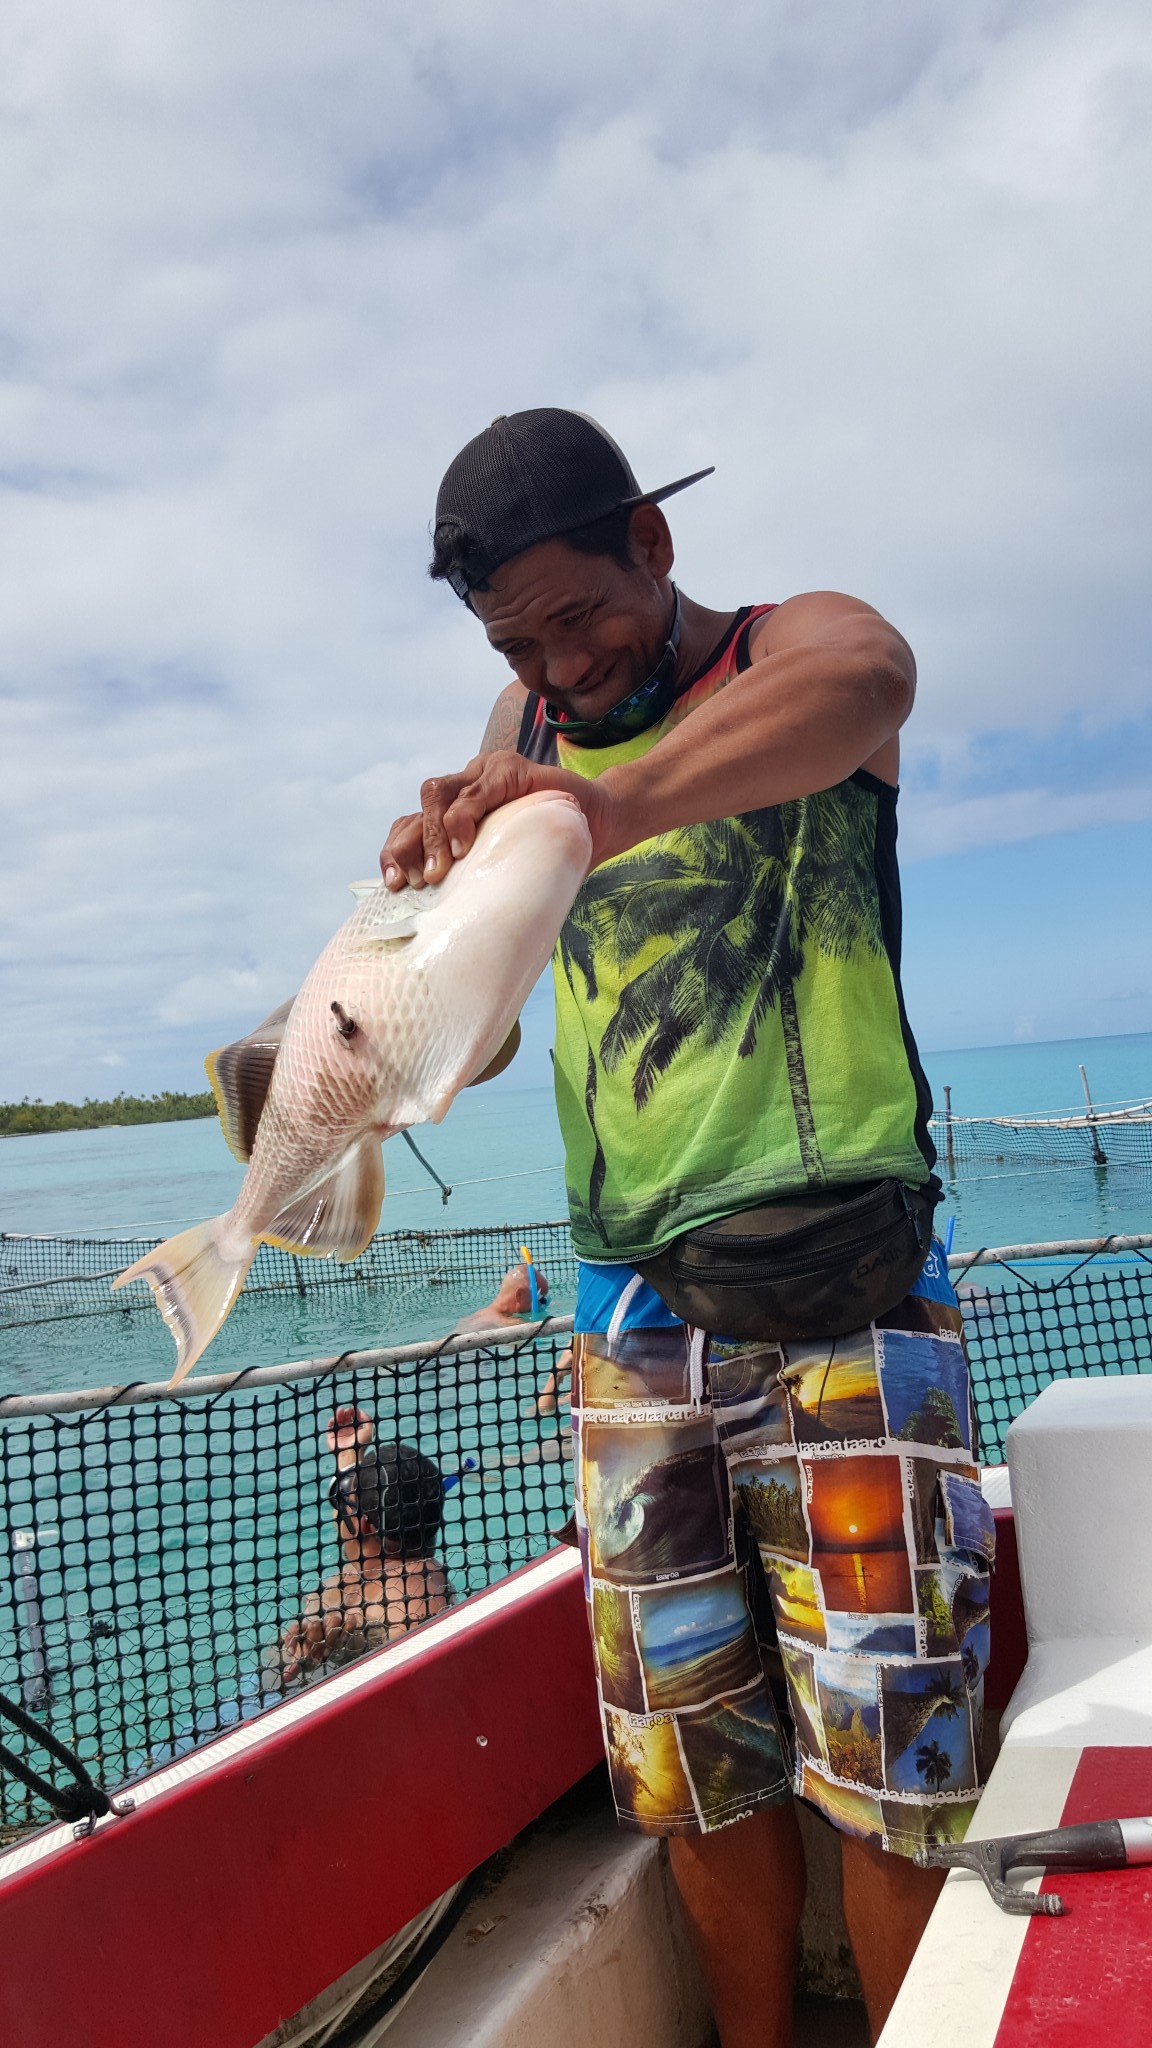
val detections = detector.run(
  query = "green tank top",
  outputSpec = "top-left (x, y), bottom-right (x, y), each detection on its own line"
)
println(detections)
top-left (518, 606), bottom-right (935, 1261)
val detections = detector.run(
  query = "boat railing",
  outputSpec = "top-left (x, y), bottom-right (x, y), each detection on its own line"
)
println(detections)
top-left (1, 1231), bottom-right (1150, 1840)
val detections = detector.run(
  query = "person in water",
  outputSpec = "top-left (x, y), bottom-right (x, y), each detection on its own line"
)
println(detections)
top-left (451, 1261), bottom-right (549, 1334)
top-left (275, 1406), bottom-right (450, 1686)
top-left (380, 411), bottom-right (992, 2047)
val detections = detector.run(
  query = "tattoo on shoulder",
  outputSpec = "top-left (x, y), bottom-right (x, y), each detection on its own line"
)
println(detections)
top-left (480, 687), bottom-right (528, 755)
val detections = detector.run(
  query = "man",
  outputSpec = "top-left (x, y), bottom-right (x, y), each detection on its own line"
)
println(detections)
top-left (380, 410), bottom-right (993, 2046)
top-left (275, 1405), bottom-right (450, 1686)
top-left (451, 1260), bottom-right (550, 1334)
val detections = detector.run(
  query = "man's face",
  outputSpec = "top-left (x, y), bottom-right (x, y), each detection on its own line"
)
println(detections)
top-left (471, 515), bottom-right (673, 724)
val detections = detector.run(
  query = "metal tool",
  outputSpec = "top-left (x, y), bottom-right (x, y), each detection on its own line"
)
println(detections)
top-left (915, 1816), bottom-right (1152, 1914)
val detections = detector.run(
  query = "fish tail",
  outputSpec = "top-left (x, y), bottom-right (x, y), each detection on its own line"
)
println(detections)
top-left (112, 1218), bottom-right (256, 1387)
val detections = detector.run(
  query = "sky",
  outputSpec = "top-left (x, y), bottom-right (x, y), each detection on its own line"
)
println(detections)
top-left (2, 0), bottom-right (1151, 1103)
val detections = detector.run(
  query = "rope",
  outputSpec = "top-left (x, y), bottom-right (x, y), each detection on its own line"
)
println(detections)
top-left (0, 1689), bottom-right (113, 1826)
top-left (320, 1864), bottom-right (487, 2046)
top-left (398, 1130), bottom-right (452, 1206)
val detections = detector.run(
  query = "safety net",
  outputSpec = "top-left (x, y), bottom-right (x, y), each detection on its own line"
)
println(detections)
top-left (930, 1100), bottom-right (1152, 1170)
top-left (1, 1231), bottom-right (1150, 1840)
top-left (0, 1220), bottom-right (577, 1330)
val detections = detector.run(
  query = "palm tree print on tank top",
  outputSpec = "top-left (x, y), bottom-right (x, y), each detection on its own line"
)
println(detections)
top-left (519, 607), bottom-right (935, 1261)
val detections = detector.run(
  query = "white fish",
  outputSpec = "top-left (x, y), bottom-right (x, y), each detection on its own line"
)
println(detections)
top-left (114, 791), bottom-right (592, 1383)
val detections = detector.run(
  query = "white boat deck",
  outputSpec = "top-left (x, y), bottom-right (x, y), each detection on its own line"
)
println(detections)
top-left (881, 1378), bottom-right (1152, 2046)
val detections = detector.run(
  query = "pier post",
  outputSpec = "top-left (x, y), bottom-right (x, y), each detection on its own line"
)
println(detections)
top-left (943, 1084), bottom-right (956, 1174)
top-left (1080, 1063), bottom-right (1108, 1165)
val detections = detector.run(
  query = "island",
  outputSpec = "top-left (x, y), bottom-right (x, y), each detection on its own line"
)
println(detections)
top-left (0, 1092), bottom-right (217, 1137)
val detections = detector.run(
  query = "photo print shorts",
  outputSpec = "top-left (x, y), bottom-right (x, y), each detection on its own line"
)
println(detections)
top-left (571, 1240), bottom-right (995, 1857)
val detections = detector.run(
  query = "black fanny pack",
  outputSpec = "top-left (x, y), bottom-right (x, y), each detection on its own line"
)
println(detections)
top-left (636, 1177), bottom-right (942, 1343)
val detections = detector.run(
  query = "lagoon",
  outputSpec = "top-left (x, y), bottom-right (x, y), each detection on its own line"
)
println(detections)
top-left (2, 1030), bottom-right (1149, 1398)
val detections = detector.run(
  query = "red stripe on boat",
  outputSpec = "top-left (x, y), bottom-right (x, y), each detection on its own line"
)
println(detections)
top-left (995, 1748), bottom-right (1152, 2046)
top-left (0, 1550), bottom-right (601, 2048)
top-left (985, 1508), bottom-right (1027, 1713)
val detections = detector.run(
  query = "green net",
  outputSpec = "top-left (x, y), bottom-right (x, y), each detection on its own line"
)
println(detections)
top-left (958, 1248), bottom-right (1152, 1461)
top-left (0, 1319), bottom-right (574, 1839)
top-left (2, 1229), bottom-right (1151, 1841)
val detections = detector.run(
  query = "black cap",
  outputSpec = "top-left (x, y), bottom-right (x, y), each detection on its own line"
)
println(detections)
top-left (432, 408), bottom-right (714, 599)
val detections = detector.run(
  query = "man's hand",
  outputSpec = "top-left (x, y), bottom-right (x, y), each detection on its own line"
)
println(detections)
top-left (279, 1613), bottom-right (328, 1684)
top-left (326, 1404), bottom-right (373, 1465)
top-left (380, 751), bottom-right (616, 889)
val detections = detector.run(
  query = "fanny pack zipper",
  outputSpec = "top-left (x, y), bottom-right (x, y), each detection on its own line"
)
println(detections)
top-left (671, 1187), bottom-right (924, 1285)
top-left (678, 1183), bottom-right (909, 1249)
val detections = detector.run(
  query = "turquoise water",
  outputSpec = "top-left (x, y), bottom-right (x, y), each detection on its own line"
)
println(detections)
top-left (923, 1031), bottom-right (1152, 1253)
top-left (0, 1081), bottom-right (568, 1241)
top-left (1, 1032), bottom-right (1150, 1397)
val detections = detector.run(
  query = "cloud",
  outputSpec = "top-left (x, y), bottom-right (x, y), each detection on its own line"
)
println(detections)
top-left (153, 967), bottom-right (268, 1028)
top-left (2, 0), bottom-right (1151, 1094)
top-left (901, 781), bottom-right (1152, 861)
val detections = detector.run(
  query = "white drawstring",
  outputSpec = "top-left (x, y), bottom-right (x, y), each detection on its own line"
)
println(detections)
top-left (607, 1276), bottom-right (707, 1412)
top-left (607, 1272), bottom-right (645, 1346)
top-left (688, 1326), bottom-right (707, 1411)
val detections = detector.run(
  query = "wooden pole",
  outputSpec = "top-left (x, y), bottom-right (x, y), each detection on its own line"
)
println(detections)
top-left (1080, 1063), bottom-right (1108, 1165)
top-left (943, 1083), bottom-right (956, 1174)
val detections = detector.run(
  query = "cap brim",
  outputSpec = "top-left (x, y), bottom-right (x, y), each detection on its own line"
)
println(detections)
top-left (621, 465), bottom-right (715, 508)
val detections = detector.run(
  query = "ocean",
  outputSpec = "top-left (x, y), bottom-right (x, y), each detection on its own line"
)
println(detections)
top-left (1, 1029), bottom-right (1149, 1397)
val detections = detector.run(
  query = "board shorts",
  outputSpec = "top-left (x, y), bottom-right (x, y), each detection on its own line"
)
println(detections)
top-left (571, 1240), bottom-right (994, 1858)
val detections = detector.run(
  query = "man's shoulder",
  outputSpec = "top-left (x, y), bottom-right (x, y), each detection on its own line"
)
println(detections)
top-left (479, 682), bottom-right (530, 755)
top-left (746, 590), bottom-right (896, 662)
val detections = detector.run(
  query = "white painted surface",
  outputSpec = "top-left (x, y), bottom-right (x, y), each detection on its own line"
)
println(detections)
top-left (1003, 1638), bottom-right (1152, 1747)
top-left (877, 1746), bottom-right (1079, 2048)
top-left (1007, 1378), bottom-right (1152, 1643)
top-left (381, 1804), bottom-right (712, 2048)
top-left (979, 1464), bottom-right (1011, 1509)
top-left (884, 1382), bottom-right (1152, 2045)
top-left (1002, 1380), bottom-right (1152, 1745)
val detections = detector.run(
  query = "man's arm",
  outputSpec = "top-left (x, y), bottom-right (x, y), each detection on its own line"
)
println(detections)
top-left (381, 593), bottom-right (914, 887)
top-left (277, 1584), bottom-right (344, 1684)
top-left (608, 592), bottom-right (914, 838)
top-left (479, 680), bottom-right (529, 755)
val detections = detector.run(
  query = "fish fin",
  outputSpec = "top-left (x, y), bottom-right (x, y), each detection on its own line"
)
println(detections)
top-left (112, 1220), bottom-right (256, 1386)
top-left (262, 1135), bottom-right (385, 1261)
top-left (352, 880), bottom-right (444, 940)
top-left (205, 998), bottom-right (296, 1162)
top-left (362, 922), bottom-right (420, 946)
top-left (466, 1018), bottom-right (522, 1088)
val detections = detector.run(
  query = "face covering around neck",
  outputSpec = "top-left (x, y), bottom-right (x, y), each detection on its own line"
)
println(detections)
top-left (542, 587), bottom-right (683, 748)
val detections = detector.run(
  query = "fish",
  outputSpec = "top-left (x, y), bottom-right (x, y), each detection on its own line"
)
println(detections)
top-left (113, 790), bottom-right (592, 1383)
